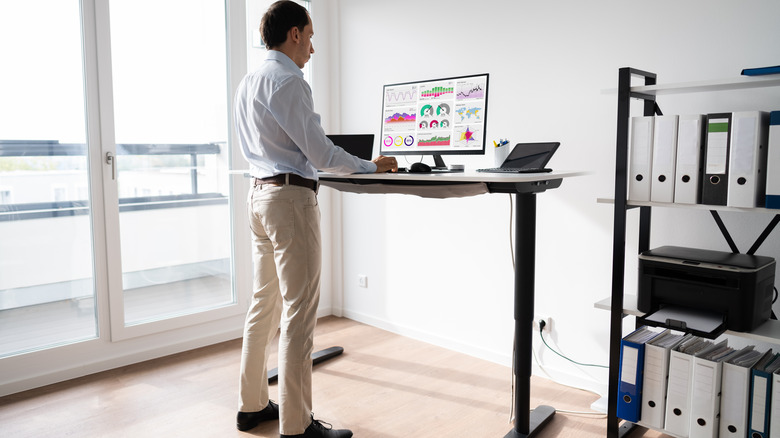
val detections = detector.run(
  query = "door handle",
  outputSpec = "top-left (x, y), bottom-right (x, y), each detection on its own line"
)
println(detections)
top-left (105, 151), bottom-right (116, 181)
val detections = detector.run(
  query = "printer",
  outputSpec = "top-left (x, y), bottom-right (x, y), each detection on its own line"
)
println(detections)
top-left (638, 246), bottom-right (775, 335)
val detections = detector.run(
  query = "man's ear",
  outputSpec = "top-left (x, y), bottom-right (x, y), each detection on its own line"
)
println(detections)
top-left (288, 26), bottom-right (300, 44)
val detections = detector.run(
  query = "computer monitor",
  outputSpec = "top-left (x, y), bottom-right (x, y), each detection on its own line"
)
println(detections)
top-left (379, 73), bottom-right (489, 169)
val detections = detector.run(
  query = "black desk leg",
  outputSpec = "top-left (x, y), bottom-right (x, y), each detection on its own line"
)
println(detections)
top-left (504, 192), bottom-right (555, 438)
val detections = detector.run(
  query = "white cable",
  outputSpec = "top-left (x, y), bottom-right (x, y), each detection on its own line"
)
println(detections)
top-left (509, 194), bottom-right (514, 267)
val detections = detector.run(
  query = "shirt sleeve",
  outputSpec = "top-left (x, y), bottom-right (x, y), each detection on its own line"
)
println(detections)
top-left (267, 76), bottom-right (377, 175)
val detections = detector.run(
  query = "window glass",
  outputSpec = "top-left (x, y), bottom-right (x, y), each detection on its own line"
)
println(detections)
top-left (108, 0), bottom-right (234, 325)
top-left (0, 0), bottom-right (97, 357)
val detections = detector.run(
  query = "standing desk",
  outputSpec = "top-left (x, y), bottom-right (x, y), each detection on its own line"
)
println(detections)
top-left (317, 170), bottom-right (584, 438)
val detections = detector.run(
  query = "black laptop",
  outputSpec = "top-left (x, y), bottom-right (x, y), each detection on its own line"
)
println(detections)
top-left (326, 134), bottom-right (374, 161)
top-left (477, 142), bottom-right (560, 173)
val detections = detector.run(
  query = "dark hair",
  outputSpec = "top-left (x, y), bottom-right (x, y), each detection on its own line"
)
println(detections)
top-left (260, 1), bottom-right (309, 50)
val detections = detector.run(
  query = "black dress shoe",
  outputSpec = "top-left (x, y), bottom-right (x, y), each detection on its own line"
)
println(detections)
top-left (236, 400), bottom-right (279, 431)
top-left (280, 416), bottom-right (352, 438)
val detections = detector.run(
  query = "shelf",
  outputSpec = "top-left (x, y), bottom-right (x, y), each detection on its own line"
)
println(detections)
top-left (595, 295), bottom-right (642, 316)
top-left (595, 295), bottom-right (780, 344)
top-left (602, 74), bottom-right (780, 96)
top-left (633, 421), bottom-right (685, 438)
top-left (631, 74), bottom-right (780, 96)
top-left (597, 197), bottom-right (780, 214)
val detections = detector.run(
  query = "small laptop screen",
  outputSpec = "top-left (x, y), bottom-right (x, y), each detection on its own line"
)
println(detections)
top-left (502, 142), bottom-right (560, 169)
top-left (327, 134), bottom-right (374, 161)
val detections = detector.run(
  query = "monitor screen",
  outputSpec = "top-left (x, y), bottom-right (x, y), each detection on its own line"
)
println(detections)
top-left (379, 73), bottom-right (489, 158)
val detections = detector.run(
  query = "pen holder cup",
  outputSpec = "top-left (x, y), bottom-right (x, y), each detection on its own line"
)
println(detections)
top-left (494, 145), bottom-right (510, 167)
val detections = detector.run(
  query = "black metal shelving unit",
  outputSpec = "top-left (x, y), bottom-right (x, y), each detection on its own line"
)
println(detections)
top-left (607, 67), bottom-right (657, 438)
top-left (604, 67), bottom-right (780, 438)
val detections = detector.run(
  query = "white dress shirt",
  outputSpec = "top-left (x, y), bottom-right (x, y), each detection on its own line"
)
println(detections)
top-left (234, 50), bottom-right (377, 180)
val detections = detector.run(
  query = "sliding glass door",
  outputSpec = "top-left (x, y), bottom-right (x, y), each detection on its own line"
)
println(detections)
top-left (105, 0), bottom-right (236, 333)
top-left (0, 0), bottom-right (246, 357)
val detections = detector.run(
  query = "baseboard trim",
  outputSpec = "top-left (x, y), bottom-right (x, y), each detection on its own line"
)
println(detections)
top-left (0, 327), bottom-right (243, 398)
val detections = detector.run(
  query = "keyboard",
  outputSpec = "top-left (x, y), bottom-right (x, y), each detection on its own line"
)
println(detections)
top-left (388, 168), bottom-right (464, 174)
top-left (476, 167), bottom-right (553, 174)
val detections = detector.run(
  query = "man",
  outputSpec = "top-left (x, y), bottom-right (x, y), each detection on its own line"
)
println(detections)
top-left (233, 1), bottom-right (397, 438)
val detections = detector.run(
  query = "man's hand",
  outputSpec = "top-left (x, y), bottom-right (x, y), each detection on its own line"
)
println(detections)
top-left (373, 155), bottom-right (398, 173)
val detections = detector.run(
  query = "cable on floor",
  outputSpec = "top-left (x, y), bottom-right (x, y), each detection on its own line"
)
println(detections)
top-left (538, 322), bottom-right (608, 369)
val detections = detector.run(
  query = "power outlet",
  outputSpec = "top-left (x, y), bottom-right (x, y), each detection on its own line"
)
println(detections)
top-left (533, 315), bottom-right (552, 332)
top-left (358, 274), bottom-right (368, 288)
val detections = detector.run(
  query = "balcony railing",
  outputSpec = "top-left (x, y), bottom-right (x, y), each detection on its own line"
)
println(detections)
top-left (0, 140), bottom-right (233, 321)
top-left (0, 140), bottom-right (228, 221)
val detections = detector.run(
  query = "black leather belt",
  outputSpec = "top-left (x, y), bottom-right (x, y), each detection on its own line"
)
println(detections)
top-left (254, 174), bottom-right (318, 193)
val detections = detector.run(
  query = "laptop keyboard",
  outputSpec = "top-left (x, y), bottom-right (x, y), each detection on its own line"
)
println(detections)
top-left (476, 167), bottom-right (553, 174)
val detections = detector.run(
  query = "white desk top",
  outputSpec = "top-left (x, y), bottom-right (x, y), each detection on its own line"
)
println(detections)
top-left (316, 170), bottom-right (587, 198)
top-left (318, 170), bottom-right (587, 183)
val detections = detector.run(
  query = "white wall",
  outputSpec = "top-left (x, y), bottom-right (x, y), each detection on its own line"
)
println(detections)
top-left (315, 0), bottom-right (780, 396)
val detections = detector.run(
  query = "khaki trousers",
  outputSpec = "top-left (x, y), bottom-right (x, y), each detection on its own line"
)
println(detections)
top-left (239, 183), bottom-right (321, 435)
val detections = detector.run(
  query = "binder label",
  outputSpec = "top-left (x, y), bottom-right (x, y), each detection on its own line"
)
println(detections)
top-left (678, 118), bottom-right (700, 167)
top-left (621, 346), bottom-right (639, 385)
top-left (693, 363), bottom-right (715, 399)
top-left (707, 119), bottom-right (730, 174)
top-left (632, 119), bottom-right (652, 166)
top-left (731, 115), bottom-right (758, 174)
top-left (752, 375), bottom-right (768, 431)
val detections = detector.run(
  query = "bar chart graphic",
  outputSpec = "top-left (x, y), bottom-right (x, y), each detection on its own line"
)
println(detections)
top-left (421, 85), bottom-right (454, 99)
top-left (418, 135), bottom-right (451, 147)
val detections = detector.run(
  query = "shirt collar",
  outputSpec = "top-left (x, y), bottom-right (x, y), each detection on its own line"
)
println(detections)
top-left (266, 50), bottom-right (303, 77)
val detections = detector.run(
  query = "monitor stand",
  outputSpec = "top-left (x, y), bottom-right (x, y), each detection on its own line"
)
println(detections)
top-left (429, 154), bottom-right (464, 173)
top-left (433, 154), bottom-right (447, 170)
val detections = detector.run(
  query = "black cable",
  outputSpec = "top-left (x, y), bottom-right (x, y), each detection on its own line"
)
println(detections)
top-left (538, 322), bottom-right (608, 369)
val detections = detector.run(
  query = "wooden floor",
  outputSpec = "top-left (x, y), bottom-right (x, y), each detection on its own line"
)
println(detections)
top-left (0, 316), bottom-right (670, 437)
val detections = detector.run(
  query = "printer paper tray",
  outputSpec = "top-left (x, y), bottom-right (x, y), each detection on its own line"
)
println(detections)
top-left (639, 305), bottom-right (726, 339)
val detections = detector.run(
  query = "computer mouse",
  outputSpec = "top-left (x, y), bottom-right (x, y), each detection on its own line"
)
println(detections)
top-left (409, 162), bottom-right (432, 173)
